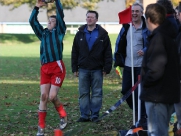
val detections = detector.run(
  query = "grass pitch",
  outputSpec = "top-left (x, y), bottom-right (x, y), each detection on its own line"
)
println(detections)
top-left (0, 33), bottom-right (133, 136)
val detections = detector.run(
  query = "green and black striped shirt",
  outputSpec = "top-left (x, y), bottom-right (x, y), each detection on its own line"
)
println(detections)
top-left (29, 0), bottom-right (66, 65)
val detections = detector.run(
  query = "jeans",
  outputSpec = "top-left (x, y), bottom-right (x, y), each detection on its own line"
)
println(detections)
top-left (78, 69), bottom-right (103, 119)
top-left (145, 102), bottom-right (174, 136)
top-left (174, 83), bottom-right (181, 129)
top-left (174, 101), bottom-right (181, 129)
top-left (121, 66), bottom-right (146, 118)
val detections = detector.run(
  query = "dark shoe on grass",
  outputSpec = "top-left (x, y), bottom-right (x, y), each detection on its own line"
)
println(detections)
top-left (76, 117), bottom-right (90, 122)
top-left (91, 117), bottom-right (99, 122)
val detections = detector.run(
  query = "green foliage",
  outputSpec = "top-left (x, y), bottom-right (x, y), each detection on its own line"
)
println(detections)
top-left (62, 0), bottom-right (78, 9)
top-left (0, 0), bottom-right (36, 9)
top-left (0, 34), bottom-right (133, 135)
top-left (125, 0), bottom-right (135, 8)
top-left (0, 0), bottom-right (116, 12)
top-left (0, 0), bottom-right (117, 20)
top-left (171, 0), bottom-right (180, 7)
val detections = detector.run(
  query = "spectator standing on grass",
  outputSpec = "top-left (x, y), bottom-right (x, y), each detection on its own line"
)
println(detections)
top-left (157, 0), bottom-right (179, 34)
top-left (114, 2), bottom-right (149, 128)
top-left (174, 6), bottom-right (180, 26)
top-left (29, 0), bottom-right (67, 135)
top-left (71, 10), bottom-right (112, 122)
top-left (140, 3), bottom-right (180, 136)
top-left (174, 2), bottom-right (181, 136)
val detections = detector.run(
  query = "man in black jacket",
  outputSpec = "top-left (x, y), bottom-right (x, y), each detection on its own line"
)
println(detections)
top-left (140, 3), bottom-right (180, 135)
top-left (174, 2), bottom-right (181, 136)
top-left (71, 10), bottom-right (112, 122)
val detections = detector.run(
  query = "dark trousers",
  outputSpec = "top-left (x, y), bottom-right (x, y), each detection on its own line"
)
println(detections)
top-left (121, 66), bottom-right (146, 118)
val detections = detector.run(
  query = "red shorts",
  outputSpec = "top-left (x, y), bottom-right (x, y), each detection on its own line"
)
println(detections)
top-left (40, 60), bottom-right (66, 87)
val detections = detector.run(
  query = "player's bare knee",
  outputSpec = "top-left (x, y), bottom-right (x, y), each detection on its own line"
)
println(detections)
top-left (41, 93), bottom-right (48, 102)
top-left (49, 95), bottom-right (57, 102)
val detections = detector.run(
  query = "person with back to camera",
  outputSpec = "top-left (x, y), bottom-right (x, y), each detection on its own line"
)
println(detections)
top-left (157, 0), bottom-right (179, 34)
top-left (140, 3), bottom-right (180, 136)
top-left (29, 0), bottom-right (67, 135)
top-left (174, 2), bottom-right (181, 136)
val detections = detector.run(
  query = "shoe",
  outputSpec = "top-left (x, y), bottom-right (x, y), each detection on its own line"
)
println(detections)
top-left (76, 117), bottom-right (90, 122)
top-left (37, 126), bottom-right (45, 136)
top-left (137, 130), bottom-right (149, 136)
top-left (60, 116), bottom-right (67, 130)
top-left (91, 117), bottom-right (99, 122)
top-left (136, 117), bottom-right (147, 130)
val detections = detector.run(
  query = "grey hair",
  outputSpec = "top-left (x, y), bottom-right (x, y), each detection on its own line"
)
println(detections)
top-left (132, 2), bottom-right (144, 13)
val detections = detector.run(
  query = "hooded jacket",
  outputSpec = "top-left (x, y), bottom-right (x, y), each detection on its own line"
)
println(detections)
top-left (176, 25), bottom-right (181, 101)
top-left (140, 19), bottom-right (180, 104)
top-left (71, 24), bottom-right (112, 74)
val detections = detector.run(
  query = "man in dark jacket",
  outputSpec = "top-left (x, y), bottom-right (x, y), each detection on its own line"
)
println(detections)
top-left (174, 2), bottom-right (181, 136)
top-left (140, 3), bottom-right (180, 136)
top-left (157, 0), bottom-right (179, 34)
top-left (71, 10), bottom-right (112, 122)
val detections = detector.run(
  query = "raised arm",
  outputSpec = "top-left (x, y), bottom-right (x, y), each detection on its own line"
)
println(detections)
top-left (55, 0), bottom-right (66, 34)
top-left (29, 0), bottom-right (47, 40)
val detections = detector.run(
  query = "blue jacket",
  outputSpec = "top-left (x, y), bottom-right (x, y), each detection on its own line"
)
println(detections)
top-left (29, 0), bottom-right (66, 65)
top-left (114, 16), bottom-right (150, 67)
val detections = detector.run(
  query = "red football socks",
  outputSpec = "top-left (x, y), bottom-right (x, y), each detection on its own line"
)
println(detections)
top-left (55, 105), bottom-right (67, 117)
top-left (38, 111), bottom-right (47, 128)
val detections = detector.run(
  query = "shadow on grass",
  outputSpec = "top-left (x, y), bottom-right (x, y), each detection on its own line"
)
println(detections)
top-left (0, 56), bottom-right (133, 135)
top-left (0, 56), bottom-right (73, 81)
top-left (0, 33), bottom-right (75, 44)
top-left (0, 34), bottom-right (39, 43)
